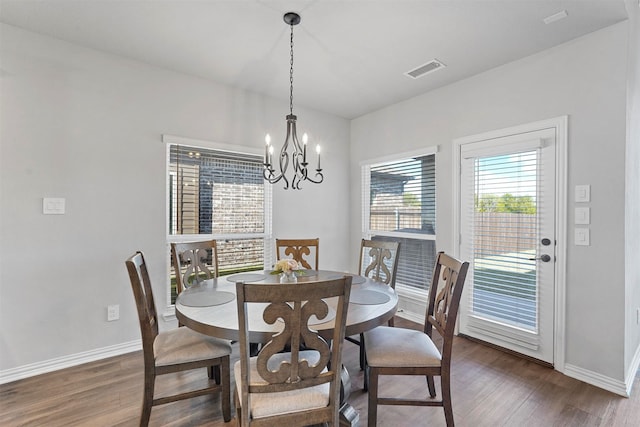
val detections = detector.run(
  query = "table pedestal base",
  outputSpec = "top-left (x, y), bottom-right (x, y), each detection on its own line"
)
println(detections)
top-left (340, 403), bottom-right (360, 426)
top-left (339, 365), bottom-right (360, 426)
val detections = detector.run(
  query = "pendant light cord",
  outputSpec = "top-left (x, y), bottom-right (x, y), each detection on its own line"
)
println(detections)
top-left (289, 23), bottom-right (294, 116)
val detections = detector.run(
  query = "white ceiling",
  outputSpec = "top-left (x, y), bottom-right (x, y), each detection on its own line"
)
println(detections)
top-left (0, 0), bottom-right (629, 119)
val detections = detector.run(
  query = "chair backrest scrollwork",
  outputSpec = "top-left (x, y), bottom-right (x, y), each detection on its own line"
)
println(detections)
top-left (275, 238), bottom-right (319, 270)
top-left (171, 240), bottom-right (219, 293)
top-left (425, 251), bottom-right (469, 360)
top-left (235, 276), bottom-right (352, 424)
top-left (359, 239), bottom-right (400, 288)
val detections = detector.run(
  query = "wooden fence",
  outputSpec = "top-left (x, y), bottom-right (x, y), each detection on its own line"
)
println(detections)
top-left (474, 213), bottom-right (537, 255)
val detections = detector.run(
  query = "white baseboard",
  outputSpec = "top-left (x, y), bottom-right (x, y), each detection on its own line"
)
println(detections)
top-left (564, 363), bottom-right (629, 397)
top-left (0, 340), bottom-right (141, 385)
top-left (625, 341), bottom-right (640, 396)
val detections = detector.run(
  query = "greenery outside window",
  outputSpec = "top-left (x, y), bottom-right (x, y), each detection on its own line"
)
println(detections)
top-left (362, 148), bottom-right (437, 293)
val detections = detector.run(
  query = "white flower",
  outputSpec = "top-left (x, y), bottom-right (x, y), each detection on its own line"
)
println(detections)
top-left (274, 259), bottom-right (299, 272)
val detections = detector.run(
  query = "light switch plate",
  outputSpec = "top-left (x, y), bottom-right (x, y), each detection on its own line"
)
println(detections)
top-left (575, 185), bottom-right (590, 203)
top-left (43, 198), bottom-right (65, 214)
top-left (575, 207), bottom-right (590, 225)
top-left (575, 228), bottom-right (590, 246)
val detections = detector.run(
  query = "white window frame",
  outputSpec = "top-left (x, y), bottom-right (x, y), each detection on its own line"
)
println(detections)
top-left (361, 146), bottom-right (439, 307)
top-left (163, 134), bottom-right (272, 315)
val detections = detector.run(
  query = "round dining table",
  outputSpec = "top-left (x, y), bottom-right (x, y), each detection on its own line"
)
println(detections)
top-left (174, 269), bottom-right (398, 427)
top-left (175, 269), bottom-right (398, 344)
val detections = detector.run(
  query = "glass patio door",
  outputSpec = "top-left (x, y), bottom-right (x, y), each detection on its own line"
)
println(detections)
top-left (458, 127), bottom-right (556, 364)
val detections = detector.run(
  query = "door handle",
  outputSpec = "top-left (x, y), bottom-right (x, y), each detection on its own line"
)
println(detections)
top-left (529, 254), bottom-right (551, 262)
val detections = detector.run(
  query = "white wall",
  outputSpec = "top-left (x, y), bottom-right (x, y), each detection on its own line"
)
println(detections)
top-left (351, 22), bottom-right (629, 387)
top-left (624, 0), bottom-right (640, 388)
top-left (0, 23), bottom-right (351, 373)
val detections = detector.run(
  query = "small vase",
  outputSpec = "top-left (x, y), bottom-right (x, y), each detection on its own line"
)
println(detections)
top-left (280, 270), bottom-right (297, 283)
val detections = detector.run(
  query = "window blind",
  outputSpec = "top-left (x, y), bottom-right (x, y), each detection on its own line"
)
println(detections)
top-left (168, 144), bottom-right (268, 302)
top-left (464, 149), bottom-right (539, 331)
top-left (363, 153), bottom-right (437, 292)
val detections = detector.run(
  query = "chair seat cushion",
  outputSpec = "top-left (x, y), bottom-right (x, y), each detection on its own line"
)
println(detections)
top-left (234, 350), bottom-right (330, 419)
top-left (154, 327), bottom-right (231, 366)
top-left (364, 326), bottom-right (441, 368)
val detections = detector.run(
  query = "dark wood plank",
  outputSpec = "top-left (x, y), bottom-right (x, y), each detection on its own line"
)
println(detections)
top-left (1, 316), bottom-right (638, 426)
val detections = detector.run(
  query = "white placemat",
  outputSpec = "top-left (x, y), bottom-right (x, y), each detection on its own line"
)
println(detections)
top-left (178, 290), bottom-right (235, 307)
top-left (350, 289), bottom-right (391, 305)
top-left (226, 273), bottom-right (267, 283)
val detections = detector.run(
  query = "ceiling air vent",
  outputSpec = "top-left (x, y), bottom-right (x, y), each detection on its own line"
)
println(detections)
top-left (405, 59), bottom-right (446, 79)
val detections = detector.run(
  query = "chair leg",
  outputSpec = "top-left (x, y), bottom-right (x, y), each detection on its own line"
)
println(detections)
top-left (363, 362), bottom-right (369, 392)
top-left (441, 371), bottom-right (454, 427)
top-left (220, 356), bottom-right (231, 422)
top-left (427, 374), bottom-right (436, 398)
top-left (140, 371), bottom-right (155, 427)
top-left (359, 333), bottom-right (366, 370)
top-left (234, 389), bottom-right (242, 424)
top-left (367, 368), bottom-right (379, 427)
top-left (208, 365), bottom-right (221, 384)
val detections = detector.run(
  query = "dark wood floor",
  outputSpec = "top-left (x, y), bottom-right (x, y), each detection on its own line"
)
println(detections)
top-left (1, 317), bottom-right (638, 426)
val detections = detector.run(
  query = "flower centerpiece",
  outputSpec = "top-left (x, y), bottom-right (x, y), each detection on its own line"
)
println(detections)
top-left (271, 259), bottom-right (302, 283)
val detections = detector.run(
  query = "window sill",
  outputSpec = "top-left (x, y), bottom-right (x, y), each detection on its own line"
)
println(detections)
top-left (395, 285), bottom-right (428, 324)
top-left (396, 285), bottom-right (428, 301)
top-left (162, 307), bottom-right (177, 322)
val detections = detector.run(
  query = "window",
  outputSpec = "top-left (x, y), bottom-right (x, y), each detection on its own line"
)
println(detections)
top-left (166, 137), bottom-right (271, 304)
top-left (362, 148), bottom-right (437, 293)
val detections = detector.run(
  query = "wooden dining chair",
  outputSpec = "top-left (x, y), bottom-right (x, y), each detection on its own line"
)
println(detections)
top-left (364, 251), bottom-right (469, 427)
top-left (125, 251), bottom-right (232, 426)
top-left (234, 276), bottom-right (352, 427)
top-left (275, 238), bottom-right (319, 270)
top-left (347, 239), bottom-right (400, 372)
top-left (171, 240), bottom-right (219, 294)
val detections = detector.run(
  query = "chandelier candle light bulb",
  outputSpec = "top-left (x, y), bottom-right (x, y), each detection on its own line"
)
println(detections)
top-left (264, 134), bottom-right (271, 165)
top-left (302, 133), bottom-right (308, 164)
top-left (316, 145), bottom-right (321, 170)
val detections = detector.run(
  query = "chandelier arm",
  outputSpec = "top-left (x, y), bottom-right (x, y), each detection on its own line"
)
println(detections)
top-left (278, 143), bottom-right (291, 190)
top-left (263, 168), bottom-right (283, 183)
top-left (289, 118), bottom-right (305, 179)
top-left (292, 174), bottom-right (301, 190)
top-left (304, 170), bottom-right (324, 184)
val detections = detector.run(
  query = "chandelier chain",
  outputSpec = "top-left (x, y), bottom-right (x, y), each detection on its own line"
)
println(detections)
top-left (289, 23), bottom-right (294, 115)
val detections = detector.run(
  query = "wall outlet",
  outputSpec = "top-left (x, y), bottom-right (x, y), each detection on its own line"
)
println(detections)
top-left (43, 197), bottom-right (66, 214)
top-left (107, 304), bottom-right (120, 322)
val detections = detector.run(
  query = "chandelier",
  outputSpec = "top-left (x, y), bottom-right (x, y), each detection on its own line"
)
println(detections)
top-left (263, 12), bottom-right (323, 190)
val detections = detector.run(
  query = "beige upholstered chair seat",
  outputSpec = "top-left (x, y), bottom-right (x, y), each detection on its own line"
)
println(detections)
top-left (364, 326), bottom-right (441, 368)
top-left (154, 327), bottom-right (232, 367)
top-left (234, 350), bottom-right (330, 419)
